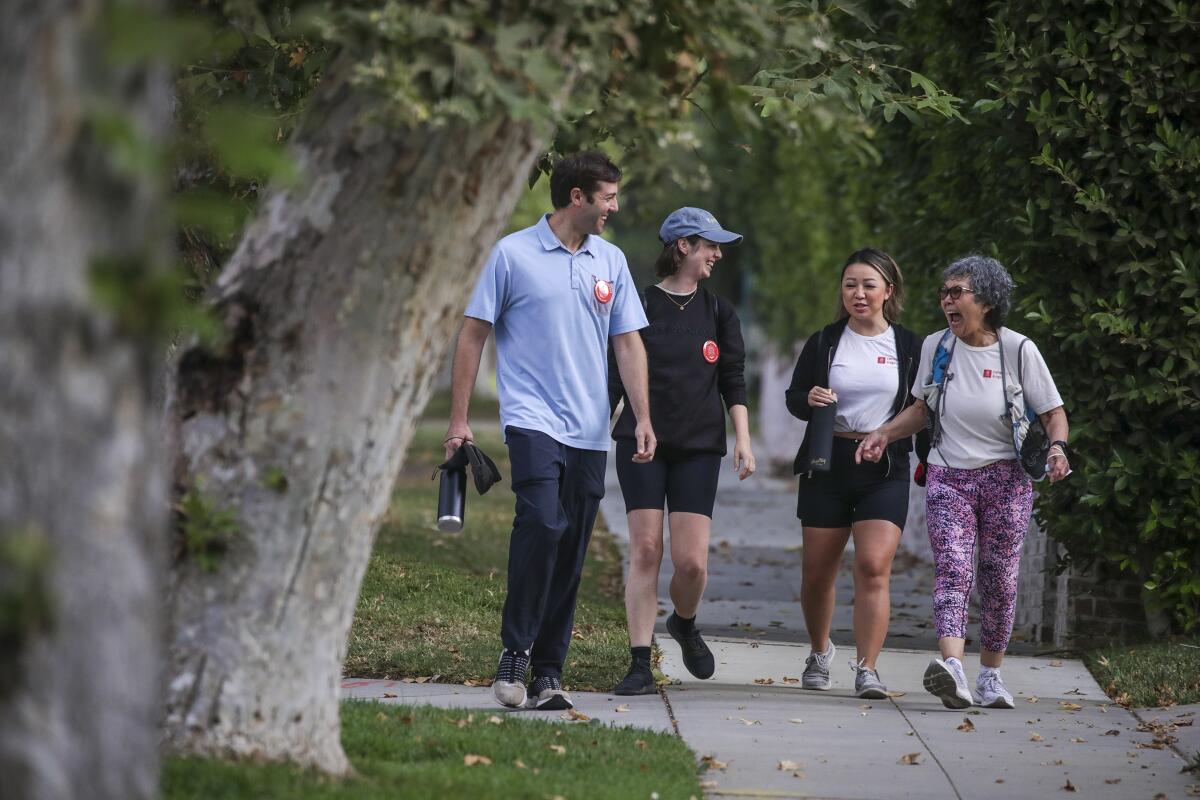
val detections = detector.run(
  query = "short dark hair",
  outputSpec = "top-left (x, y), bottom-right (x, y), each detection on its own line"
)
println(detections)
top-left (834, 247), bottom-right (905, 323)
top-left (549, 152), bottom-right (622, 209)
top-left (654, 236), bottom-right (702, 279)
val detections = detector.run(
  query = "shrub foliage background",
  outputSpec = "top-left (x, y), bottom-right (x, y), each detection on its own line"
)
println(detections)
top-left (746, 0), bottom-right (1199, 630)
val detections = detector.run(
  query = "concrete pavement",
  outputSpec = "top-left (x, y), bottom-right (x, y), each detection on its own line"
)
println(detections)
top-left (599, 440), bottom-right (1198, 798)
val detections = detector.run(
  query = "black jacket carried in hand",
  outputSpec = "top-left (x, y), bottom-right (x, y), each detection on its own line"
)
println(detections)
top-left (784, 318), bottom-right (929, 475)
top-left (610, 286), bottom-right (747, 455)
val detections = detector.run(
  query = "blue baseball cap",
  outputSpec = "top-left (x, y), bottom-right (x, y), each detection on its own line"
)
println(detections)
top-left (658, 207), bottom-right (743, 245)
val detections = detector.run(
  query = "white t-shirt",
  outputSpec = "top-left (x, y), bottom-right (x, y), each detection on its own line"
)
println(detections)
top-left (914, 327), bottom-right (1064, 469)
top-left (829, 326), bottom-right (900, 433)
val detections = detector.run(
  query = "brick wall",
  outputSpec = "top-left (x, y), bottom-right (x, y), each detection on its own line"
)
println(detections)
top-left (1015, 522), bottom-right (1148, 649)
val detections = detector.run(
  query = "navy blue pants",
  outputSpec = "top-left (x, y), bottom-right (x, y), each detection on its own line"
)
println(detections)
top-left (502, 426), bottom-right (606, 680)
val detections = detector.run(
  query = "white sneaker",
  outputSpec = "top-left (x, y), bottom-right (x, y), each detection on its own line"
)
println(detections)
top-left (975, 669), bottom-right (1015, 708)
top-left (923, 657), bottom-right (973, 709)
top-left (492, 648), bottom-right (530, 708)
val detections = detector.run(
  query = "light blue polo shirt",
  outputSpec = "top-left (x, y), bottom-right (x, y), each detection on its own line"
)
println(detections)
top-left (465, 214), bottom-right (647, 450)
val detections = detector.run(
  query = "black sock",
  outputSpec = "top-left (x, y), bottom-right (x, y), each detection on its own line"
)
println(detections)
top-left (630, 646), bottom-right (652, 668)
top-left (672, 612), bottom-right (696, 633)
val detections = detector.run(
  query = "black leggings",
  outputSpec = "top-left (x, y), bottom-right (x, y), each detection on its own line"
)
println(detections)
top-left (615, 440), bottom-right (722, 518)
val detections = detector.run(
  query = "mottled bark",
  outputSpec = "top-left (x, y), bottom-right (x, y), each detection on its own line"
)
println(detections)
top-left (163, 74), bottom-right (544, 773)
top-left (0, 3), bottom-right (170, 799)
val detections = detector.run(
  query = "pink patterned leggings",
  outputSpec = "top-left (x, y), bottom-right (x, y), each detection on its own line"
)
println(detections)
top-left (926, 460), bottom-right (1033, 653)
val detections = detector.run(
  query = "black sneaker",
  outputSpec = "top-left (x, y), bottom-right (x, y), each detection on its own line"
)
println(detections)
top-left (665, 613), bottom-right (715, 679)
top-left (492, 649), bottom-right (530, 708)
top-left (613, 662), bottom-right (657, 696)
top-left (526, 675), bottom-right (573, 710)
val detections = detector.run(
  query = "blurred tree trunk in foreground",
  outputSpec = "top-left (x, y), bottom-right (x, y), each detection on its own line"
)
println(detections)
top-left (0, 2), bottom-right (170, 798)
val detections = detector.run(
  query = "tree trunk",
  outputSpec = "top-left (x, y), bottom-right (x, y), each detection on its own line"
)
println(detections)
top-left (163, 74), bottom-right (545, 774)
top-left (0, 3), bottom-right (170, 799)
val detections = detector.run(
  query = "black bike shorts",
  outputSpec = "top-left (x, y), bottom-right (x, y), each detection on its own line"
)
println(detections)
top-left (796, 437), bottom-right (909, 529)
top-left (615, 439), bottom-right (722, 518)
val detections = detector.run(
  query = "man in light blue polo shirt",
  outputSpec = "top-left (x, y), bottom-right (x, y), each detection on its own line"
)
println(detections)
top-left (445, 152), bottom-right (655, 711)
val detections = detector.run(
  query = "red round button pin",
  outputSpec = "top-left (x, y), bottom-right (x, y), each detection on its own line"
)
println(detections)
top-left (594, 279), bottom-right (613, 304)
top-left (702, 339), bottom-right (719, 363)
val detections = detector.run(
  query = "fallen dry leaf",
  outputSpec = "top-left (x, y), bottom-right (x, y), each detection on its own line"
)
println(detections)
top-left (1070, 737), bottom-right (1086, 743)
top-left (1063, 778), bottom-right (1076, 792)
top-left (1104, 778), bottom-right (1120, 785)
top-left (486, 715), bottom-right (504, 725)
top-left (738, 718), bottom-right (761, 726)
top-left (1048, 660), bottom-right (1063, 667)
top-left (700, 755), bottom-right (728, 771)
top-left (778, 760), bottom-right (802, 771)
top-left (1103, 729), bottom-right (1120, 736)
top-left (614, 704), bottom-right (631, 713)
top-left (635, 740), bottom-right (647, 749)
top-left (1030, 733), bottom-right (1045, 742)
top-left (381, 692), bottom-right (398, 698)
top-left (899, 753), bottom-right (923, 765)
top-left (699, 780), bottom-right (719, 790)
top-left (464, 678), bottom-right (493, 687)
top-left (547, 744), bottom-right (566, 756)
top-left (514, 759), bottom-right (527, 769)
top-left (1027, 696), bottom-right (1040, 704)
top-left (788, 718), bottom-right (804, 724)
top-left (885, 691), bottom-right (907, 698)
top-left (463, 754), bottom-right (492, 766)
top-left (782, 676), bottom-right (801, 684)
top-left (1059, 701), bottom-right (1083, 712)
top-left (754, 677), bottom-right (775, 685)
top-left (561, 709), bottom-right (590, 721)
top-left (995, 779), bottom-right (1004, 784)
top-left (957, 718), bottom-right (976, 733)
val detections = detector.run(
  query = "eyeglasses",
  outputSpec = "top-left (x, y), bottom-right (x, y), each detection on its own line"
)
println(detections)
top-left (938, 285), bottom-right (977, 300)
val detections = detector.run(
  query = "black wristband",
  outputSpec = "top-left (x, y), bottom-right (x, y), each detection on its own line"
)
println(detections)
top-left (1050, 439), bottom-right (1069, 455)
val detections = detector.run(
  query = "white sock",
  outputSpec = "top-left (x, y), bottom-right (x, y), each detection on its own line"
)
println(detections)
top-left (978, 665), bottom-right (1000, 679)
top-left (944, 656), bottom-right (962, 668)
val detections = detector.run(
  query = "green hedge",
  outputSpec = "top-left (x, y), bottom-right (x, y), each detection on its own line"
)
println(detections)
top-left (749, 0), bottom-right (1200, 630)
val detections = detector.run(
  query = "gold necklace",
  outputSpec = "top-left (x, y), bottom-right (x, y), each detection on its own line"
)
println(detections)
top-left (659, 284), bottom-right (698, 311)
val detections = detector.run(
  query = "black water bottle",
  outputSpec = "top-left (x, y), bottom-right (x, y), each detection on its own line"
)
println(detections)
top-left (437, 467), bottom-right (466, 532)
top-left (806, 400), bottom-right (837, 472)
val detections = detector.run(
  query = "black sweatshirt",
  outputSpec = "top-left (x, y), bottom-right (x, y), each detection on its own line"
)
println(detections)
top-left (609, 286), bottom-right (748, 455)
top-left (784, 317), bottom-right (929, 474)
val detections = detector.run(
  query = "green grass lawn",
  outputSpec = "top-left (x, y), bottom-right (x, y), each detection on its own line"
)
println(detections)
top-left (164, 702), bottom-right (701, 799)
top-left (345, 419), bottom-right (631, 691)
top-left (1084, 638), bottom-right (1200, 708)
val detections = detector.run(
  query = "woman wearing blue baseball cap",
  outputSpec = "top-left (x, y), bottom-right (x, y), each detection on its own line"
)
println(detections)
top-left (608, 207), bottom-right (755, 695)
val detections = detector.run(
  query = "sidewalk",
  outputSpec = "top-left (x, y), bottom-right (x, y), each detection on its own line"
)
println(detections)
top-left (600, 441), bottom-right (1198, 798)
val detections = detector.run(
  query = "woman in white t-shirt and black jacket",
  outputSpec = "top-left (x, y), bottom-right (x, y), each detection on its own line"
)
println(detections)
top-left (607, 207), bottom-right (756, 696)
top-left (858, 255), bottom-right (1070, 710)
top-left (785, 247), bottom-right (927, 699)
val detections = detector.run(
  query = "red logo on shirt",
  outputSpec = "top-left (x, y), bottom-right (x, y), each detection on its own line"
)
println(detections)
top-left (982, 369), bottom-right (1002, 379)
top-left (702, 340), bottom-right (720, 363)
top-left (594, 279), bottom-right (613, 304)
top-left (877, 356), bottom-right (886, 364)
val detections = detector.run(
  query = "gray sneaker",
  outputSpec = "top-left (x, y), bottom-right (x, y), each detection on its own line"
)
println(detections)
top-left (802, 641), bottom-right (835, 690)
top-left (850, 658), bottom-right (888, 699)
top-left (923, 657), bottom-right (973, 709)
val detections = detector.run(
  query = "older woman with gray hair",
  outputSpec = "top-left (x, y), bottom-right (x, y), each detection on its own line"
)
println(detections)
top-left (856, 255), bottom-right (1069, 709)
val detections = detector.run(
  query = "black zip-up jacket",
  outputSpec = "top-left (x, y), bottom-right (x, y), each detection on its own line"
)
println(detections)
top-left (609, 286), bottom-right (747, 455)
top-left (784, 318), bottom-right (929, 475)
